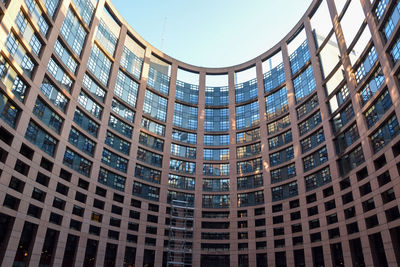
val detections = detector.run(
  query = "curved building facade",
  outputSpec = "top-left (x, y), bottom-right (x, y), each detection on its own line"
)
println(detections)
top-left (0, 0), bottom-right (400, 266)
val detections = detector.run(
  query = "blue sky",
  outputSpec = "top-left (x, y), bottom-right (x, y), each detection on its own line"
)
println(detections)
top-left (111, 0), bottom-right (313, 68)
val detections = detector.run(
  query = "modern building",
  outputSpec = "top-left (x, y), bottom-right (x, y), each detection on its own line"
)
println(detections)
top-left (0, 0), bottom-right (400, 266)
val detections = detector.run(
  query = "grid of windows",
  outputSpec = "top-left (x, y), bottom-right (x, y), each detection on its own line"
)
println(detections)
top-left (289, 40), bottom-right (310, 74)
top-left (40, 78), bottom-right (69, 112)
top-left (335, 124), bottom-right (359, 154)
top-left (235, 78), bottom-right (258, 103)
top-left (270, 163), bottom-right (296, 184)
top-left (205, 108), bottom-right (229, 132)
top-left (338, 145), bottom-right (365, 175)
top-left (370, 114), bottom-right (400, 152)
top-left (173, 103), bottom-right (197, 130)
top-left (383, 1), bottom-right (400, 40)
top-left (205, 86), bottom-right (228, 106)
top-left (43, 0), bottom-right (59, 17)
top-left (272, 181), bottom-right (298, 201)
top-left (269, 146), bottom-right (294, 167)
top-left (237, 158), bottom-right (263, 174)
top-left (268, 130), bottom-right (292, 150)
top-left (176, 80), bottom-right (199, 104)
top-left (375, 0), bottom-right (389, 20)
top-left (63, 147), bottom-right (92, 177)
top-left (297, 94), bottom-right (318, 119)
top-left (355, 46), bottom-right (378, 84)
top-left (391, 36), bottom-right (400, 63)
top-left (78, 91), bottom-right (102, 119)
top-left (236, 101), bottom-right (260, 130)
top-left (203, 178), bottom-right (230, 192)
top-left (171, 143), bottom-right (196, 159)
top-left (137, 147), bottom-right (163, 168)
top-left (204, 134), bottom-right (229, 146)
top-left (25, 120), bottom-right (58, 156)
top-left (237, 174), bottom-right (263, 190)
top-left (115, 71), bottom-right (139, 108)
top-left (172, 129), bottom-right (197, 144)
top-left (143, 90), bottom-right (167, 122)
top-left (47, 57), bottom-right (73, 91)
top-left (68, 126), bottom-right (95, 156)
top-left (268, 115), bottom-right (290, 135)
top-left (82, 73), bottom-right (106, 103)
top-left (203, 163), bottom-right (229, 176)
top-left (88, 44), bottom-right (112, 85)
top-left (32, 98), bottom-right (64, 134)
top-left (74, 108), bottom-right (99, 137)
top-left (168, 174), bottom-right (195, 190)
top-left (203, 148), bottom-right (229, 161)
top-left (105, 131), bottom-right (131, 155)
top-left (141, 117), bottom-right (165, 136)
top-left (305, 167), bottom-right (331, 191)
top-left (72, 0), bottom-right (95, 25)
top-left (266, 87), bottom-right (288, 120)
top-left (301, 128), bottom-right (325, 153)
top-left (236, 143), bottom-right (261, 159)
top-left (170, 159), bottom-right (196, 174)
top-left (121, 46), bottom-right (143, 79)
top-left (329, 84), bottom-right (350, 114)
top-left (202, 195), bottom-right (230, 209)
top-left (147, 67), bottom-right (170, 95)
top-left (25, 0), bottom-right (49, 35)
top-left (108, 114), bottom-right (132, 138)
top-left (95, 19), bottom-right (118, 56)
top-left (135, 164), bottom-right (161, 184)
top-left (299, 111), bottom-right (322, 136)
top-left (167, 191), bottom-right (194, 206)
top-left (139, 132), bottom-right (164, 151)
top-left (264, 62), bottom-right (285, 93)
top-left (331, 104), bottom-right (355, 133)
top-left (5, 32), bottom-right (35, 78)
top-left (293, 65), bottom-right (316, 103)
top-left (303, 146), bottom-right (328, 172)
top-left (54, 39), bottom-right (78, 74)
top-left (0, 55), bottom-right (28, 102)
top-left (237, 190), bottom-right (264, 207)
top-left (15, 11), bottom-right (42, 56)
top-left (102, 148), bottom-right (128, 173)
top-left (132, 181), bottom-right (160, 201)
top-left (60, 9), bottom-right (87, 56)
top-left (365, 90), bottom-right (392, 128)
top-left (98, 168), bottom-right (126, 192)
top-left (0, 92), bottom-right (20, 128)
top-left (111, 99), bottom-right (135, 123)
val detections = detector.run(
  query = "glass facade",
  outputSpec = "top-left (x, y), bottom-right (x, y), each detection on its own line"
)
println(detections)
top-left (1, 1), bottom-right (400, 267)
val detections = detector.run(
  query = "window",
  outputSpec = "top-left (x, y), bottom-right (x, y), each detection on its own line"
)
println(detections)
top-left (204, 148), bottom-right (229, 161)
top-left (25, 120), bottom-right (58, 156)
top-left (40, 78), bottom-right (68, 112)
top-left (137, 147), bottom-right (162, 167)
top-left (205, 86), bottom-right (228, 106)
top-left (205, 108), bottom-right (229, 132)
top-left (264, 62), bottom-right (285, 93)
top-left (102, 148), bottom-right (128, 173)
top-left (33, 97), bottom-right (63, 134)
top-left (176, 80), bottom-right (199, 104)
top-left (98, 168), bottom-right (126, 191)
top-left (235, 78), bottom-right (258, 103)
top-left (266, 87), bottom-right (288, 120)
top-left (68, 127), bottom-right (95, 156)
top-left (60, 8), bottom-right (87, 56)
top-left (236, 101), bottom-right (260, 130)
top-left (173, 103), bottom-right (197, 130)
top-left (143, 90), bottom-right (167, 122)
top-left (111, 99), bottom-right (135, 123)
top-left (87, 44), bottom-right (112, 85)
top-left (305, 167), bottom-right (331, 191)
top-left (135, 164), bottom-right (161, 184)
top-left (268, 115), bottom-right (290, 135)
top-left (139, 132), bottom-right (164, 151)
top-left (290, 40), bottom-right (310, 74)
top-left (293, 65), bottom-right (316, 103)
top-left (63, 148), bottom-right (92, 177)
top-left (171, 143), bottom-right (196, 159)
top-left (0, 92), bottom-right (21, 128)
top-left (114, 71), bottom-right (138, 108)
top-left (74, 108), bottom-right (99, 137)
top-left (105, 131), bottom-right (131, 155)
top-left (95, 19), bottom-right (118, 56)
